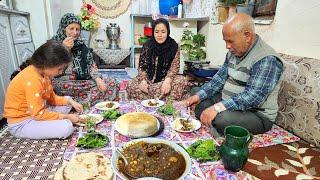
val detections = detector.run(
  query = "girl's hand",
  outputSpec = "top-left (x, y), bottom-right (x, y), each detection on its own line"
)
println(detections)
top-left (68, 98), bottom-right (83, 113)
top-left (63, 37), bottom-right (74, 49)
top-left (160, 78), bottom-right (172, 96)
top-left (96, 78), bottom-right (107, 92)
top-left (66, 114), bottom-right (84, 124)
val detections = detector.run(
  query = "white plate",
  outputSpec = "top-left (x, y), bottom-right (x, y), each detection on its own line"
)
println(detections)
top-left (94, 101), bottom-right (120, 111)
top-left (77, 114), bottom-right (104, 126)
top-left (111, 138), bottom-right (191, 180)
top-left (141, 99), bottom-right (165, 108)
top-left (171, 118), bottom-right (201, 133)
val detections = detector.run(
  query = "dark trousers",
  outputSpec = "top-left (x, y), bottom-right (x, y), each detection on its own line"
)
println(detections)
top-left (192, 88), bottom-right (273, 136)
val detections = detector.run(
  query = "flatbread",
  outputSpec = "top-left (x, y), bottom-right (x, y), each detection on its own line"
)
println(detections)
top-left (54, 152), bottom-right (113, 180)
top-left (115, 112), bottom-right (158, 138)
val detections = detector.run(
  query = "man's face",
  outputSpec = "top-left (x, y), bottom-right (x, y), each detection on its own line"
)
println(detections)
top-left (222, 25), bottom-right (251, 57)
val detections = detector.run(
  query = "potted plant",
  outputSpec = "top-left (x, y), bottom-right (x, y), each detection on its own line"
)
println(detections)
top-left (180, 29), bottom-right (206, 61)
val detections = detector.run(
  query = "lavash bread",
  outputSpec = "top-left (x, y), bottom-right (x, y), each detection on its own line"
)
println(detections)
top-left (54, 152), bottom-right (113, 180)
top-left (115, 112), bottom-right (158, 138)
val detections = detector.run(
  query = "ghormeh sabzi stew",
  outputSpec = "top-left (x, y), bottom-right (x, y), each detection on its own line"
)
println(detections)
top-left (118, 141), bottom-right (186, 180)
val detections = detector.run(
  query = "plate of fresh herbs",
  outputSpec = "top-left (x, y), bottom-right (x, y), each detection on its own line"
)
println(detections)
top-left (157, 100), bottom-right (175, 115)
top-left (101, 109), bottom-right (122, 120)
top-left (186, 139), bottom-right (220, 162)
top-left (77, 132), bottom-right (109, 149)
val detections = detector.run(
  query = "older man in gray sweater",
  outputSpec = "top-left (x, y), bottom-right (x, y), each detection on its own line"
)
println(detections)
top-left (182, 13), bottom-right (283, 135)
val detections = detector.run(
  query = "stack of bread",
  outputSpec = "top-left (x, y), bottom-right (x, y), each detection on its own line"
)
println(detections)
top-left (54, 152), bottom-right (113, 180)
top-left (115, 112), bottom-right (159, 138)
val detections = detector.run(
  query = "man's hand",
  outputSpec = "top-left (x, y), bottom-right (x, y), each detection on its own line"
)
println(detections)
top-left (200, 106), bottom-right (218, 126)
top-left (139, 80), bottom-right (149, 93)
top-left (180, 95), bottom-right (201, 107)
top-left (68, 98), bottom-right (83, 113)
top-left (63, 37), bottom-right (74, 50)
top-left (96, 78), bottom-right (107, 92)
top-left (160, 78), bottom-right (172, 96)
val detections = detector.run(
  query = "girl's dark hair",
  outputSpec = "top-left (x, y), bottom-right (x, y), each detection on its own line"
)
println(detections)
top-left (10, 40), bottom-right (72, 80)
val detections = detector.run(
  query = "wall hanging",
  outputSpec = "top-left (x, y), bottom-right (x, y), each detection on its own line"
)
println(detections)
top-left (85, 0), bottom-right (131, 19)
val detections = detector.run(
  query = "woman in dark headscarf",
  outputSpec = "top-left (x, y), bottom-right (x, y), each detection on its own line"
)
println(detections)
top-left (126, 18), bottom-right (189, 100)
top-left (52, 13), bottom-right (119, 105)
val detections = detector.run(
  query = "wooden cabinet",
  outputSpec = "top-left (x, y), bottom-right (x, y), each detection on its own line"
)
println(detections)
top-left (0, 8), bottom-right (34, 118)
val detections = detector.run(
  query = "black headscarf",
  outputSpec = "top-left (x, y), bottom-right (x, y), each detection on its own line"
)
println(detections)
top-left (52, 13), bottom-right (91, 80)
top-left (141, 18), bottom-right (178, 83)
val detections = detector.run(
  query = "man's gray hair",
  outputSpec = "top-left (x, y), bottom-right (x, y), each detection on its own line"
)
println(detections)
top-left (227, 15), bottom-right (255, 33)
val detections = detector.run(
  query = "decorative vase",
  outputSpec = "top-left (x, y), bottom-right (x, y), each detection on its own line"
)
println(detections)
top-left (159, 0), bottom-right (180, 15)
top-left (80, 30), bottom-right (91, 47)
top-left (219, 125), bottom-right (253, 172)
top-left (217, 5), bottom-right (229, 23)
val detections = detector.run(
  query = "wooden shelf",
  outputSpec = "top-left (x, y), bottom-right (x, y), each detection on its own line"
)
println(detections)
top-left (130, 14), bottom-right (209, 22)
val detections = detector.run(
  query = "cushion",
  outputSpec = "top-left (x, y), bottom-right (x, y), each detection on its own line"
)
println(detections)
top-left (275, 54), bottom-right (320, 147)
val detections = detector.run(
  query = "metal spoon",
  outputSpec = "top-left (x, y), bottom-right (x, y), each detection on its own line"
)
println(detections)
top-left (116, 148), bottom-right (128, 165)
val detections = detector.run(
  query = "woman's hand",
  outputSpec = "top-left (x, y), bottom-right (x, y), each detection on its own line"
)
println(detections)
top-left (160, 78), bottom-right (172, 96)
top-left (63, 37), bottom-right (74, 50)
top-left (68, 98), bottom-right (83, 113)
top-left (139, 80), bottom-right (149, 93)
top-left (95, 78), bottom-right (107, 92)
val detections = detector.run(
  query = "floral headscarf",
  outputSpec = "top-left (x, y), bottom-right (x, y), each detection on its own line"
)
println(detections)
top-left (52, 13), bottom-right (92, 80)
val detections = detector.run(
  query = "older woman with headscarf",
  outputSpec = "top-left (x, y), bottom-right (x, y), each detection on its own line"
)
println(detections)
top-left (51, 13), bottom-right (119, 105)
top-left (126, 18), bottom-right (189, 100)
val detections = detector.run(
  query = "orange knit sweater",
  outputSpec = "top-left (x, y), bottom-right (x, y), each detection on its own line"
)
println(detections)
top-left (4, 65), bottom-right (68, 124)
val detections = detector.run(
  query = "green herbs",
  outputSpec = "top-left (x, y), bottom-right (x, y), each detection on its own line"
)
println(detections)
top-left (186, 139), bottom-right (220, 162)
top-left (102, 109), bottom-right (122, 120)
top-left (158, 103), bottom-right (175, 115)
top-left (158, 99), bottom-right (175, 115)
top-left (85, 116), bottom-right (96, 133)
top-left (77, 132), bottom-right (109, 149)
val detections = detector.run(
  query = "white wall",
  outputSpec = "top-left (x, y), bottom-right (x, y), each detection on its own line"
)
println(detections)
top-left (204, 0), bottom-right (320, 66)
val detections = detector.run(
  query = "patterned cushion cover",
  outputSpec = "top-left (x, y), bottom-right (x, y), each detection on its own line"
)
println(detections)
top-left (275, 53), bottom-right (320, 147)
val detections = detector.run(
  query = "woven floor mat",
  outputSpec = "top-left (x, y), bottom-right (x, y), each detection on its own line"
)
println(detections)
top-left (0, 130), bottom-right (68, 180)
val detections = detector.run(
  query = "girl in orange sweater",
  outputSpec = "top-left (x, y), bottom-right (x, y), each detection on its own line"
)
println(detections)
top-left (4, 41), bottom-right (84, 139)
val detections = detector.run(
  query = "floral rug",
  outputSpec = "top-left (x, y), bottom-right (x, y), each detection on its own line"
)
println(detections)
top-left (63, 101), bottom-right (300, 179)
